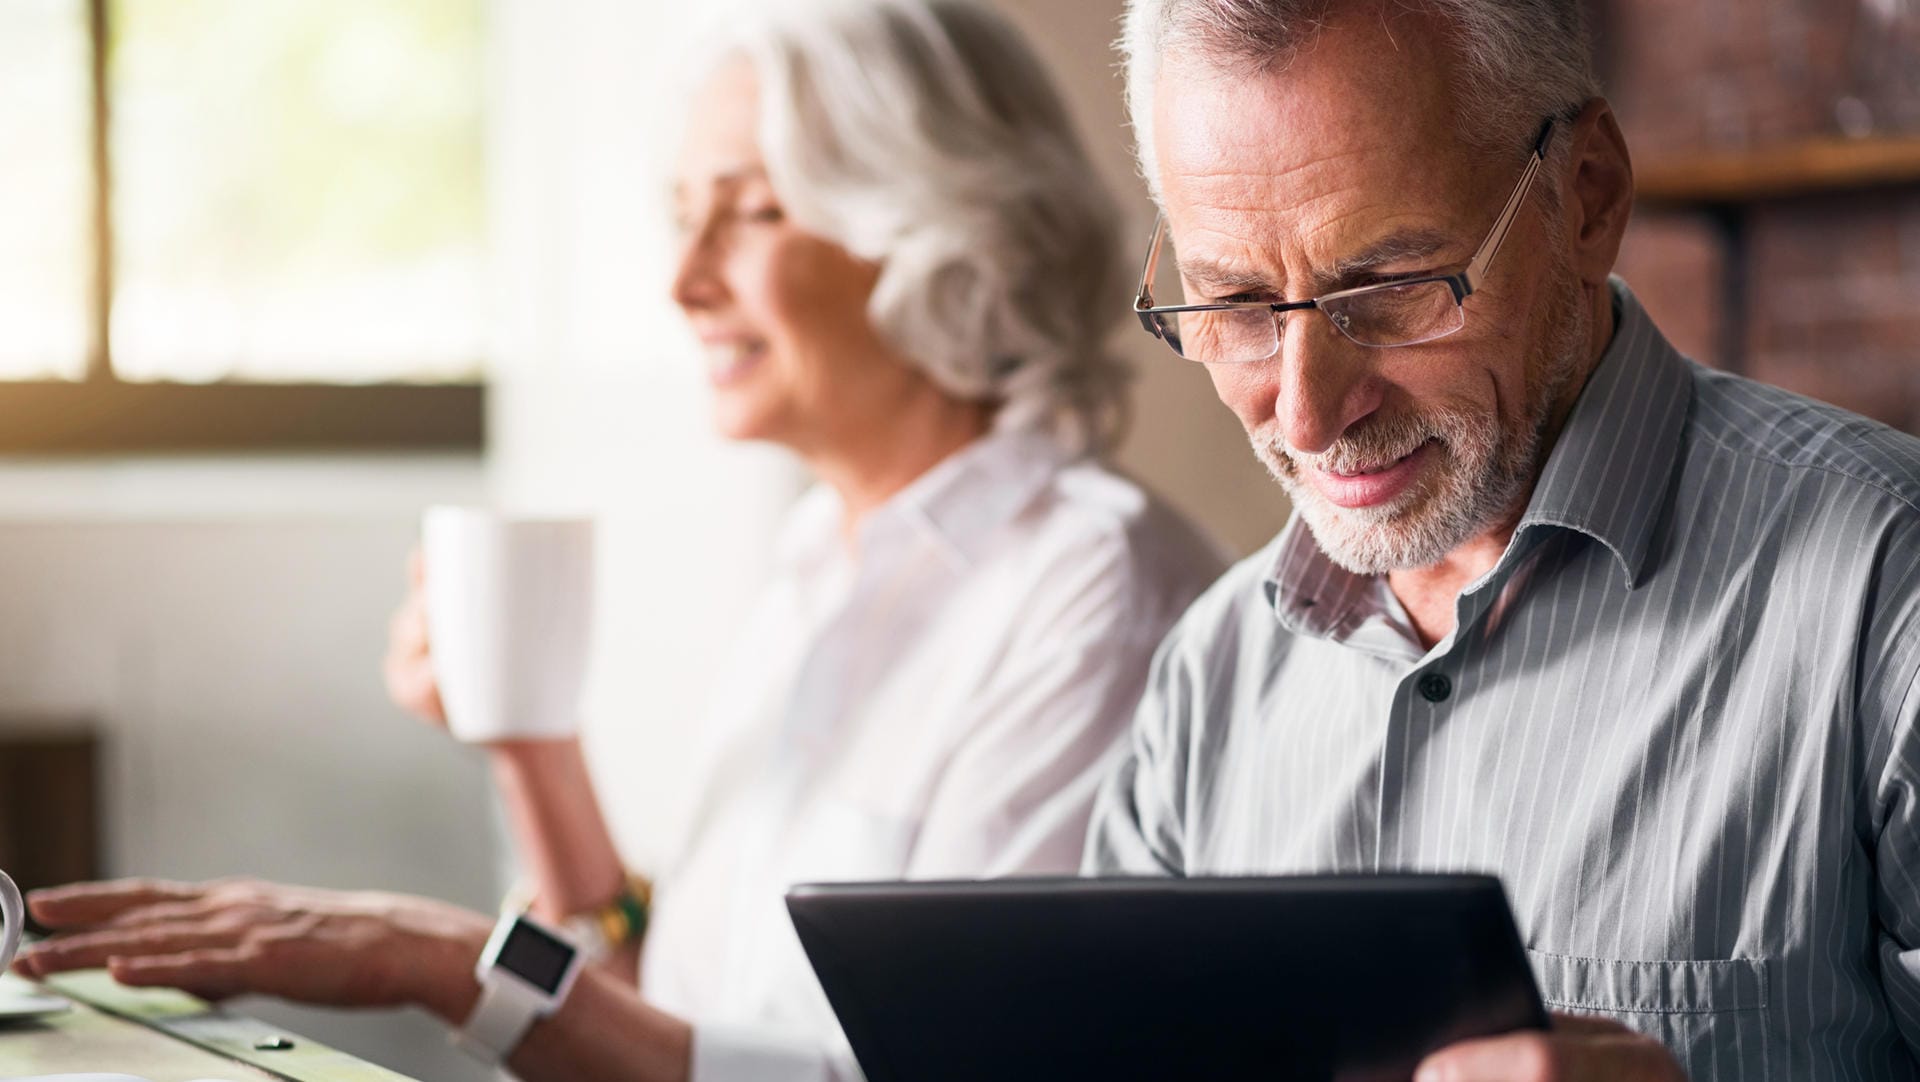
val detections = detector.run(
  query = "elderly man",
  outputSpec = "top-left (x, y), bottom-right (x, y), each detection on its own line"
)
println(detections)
top-left (1089, 0), bottom-right (1920, 1079)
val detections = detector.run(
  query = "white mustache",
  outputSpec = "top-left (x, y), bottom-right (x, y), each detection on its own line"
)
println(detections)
top-left (1283, 420), bottom-right (1444, 477)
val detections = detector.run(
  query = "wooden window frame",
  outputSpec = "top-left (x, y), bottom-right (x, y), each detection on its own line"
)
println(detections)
top-left (2, 0), bottom-right (484, 454)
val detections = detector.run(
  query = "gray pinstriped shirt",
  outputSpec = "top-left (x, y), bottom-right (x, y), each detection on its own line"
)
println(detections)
top-left (1087, 282), bottom-right (1920, 1078)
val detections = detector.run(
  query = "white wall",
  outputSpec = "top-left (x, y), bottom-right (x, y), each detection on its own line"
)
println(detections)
top-left (0, 456), bottom-right (500, 1081)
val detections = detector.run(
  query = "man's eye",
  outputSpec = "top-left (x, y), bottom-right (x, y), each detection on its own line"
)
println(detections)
top-left (743, 205), bottom-right (786, 224)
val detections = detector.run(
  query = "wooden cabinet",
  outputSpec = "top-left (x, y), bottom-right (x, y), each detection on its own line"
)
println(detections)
top-left (0, 725), bottom-right (100, 909)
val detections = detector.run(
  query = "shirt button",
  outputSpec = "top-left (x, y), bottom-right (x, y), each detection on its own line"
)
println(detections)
top-left (1417, 672), bottom-right (1453, 703)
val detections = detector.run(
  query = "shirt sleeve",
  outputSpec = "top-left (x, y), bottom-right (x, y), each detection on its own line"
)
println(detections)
top-left (1083, 546), bottom-right (1266, 876)
top-left (1868, 516), bottom-right (1920, 1059)
top-left (1082, 623), bottom-right (1193, 877)
top-left (901, 531), bottom-right (1197, 880)
top-left (1874, 661), bottom-right (1920, 1058)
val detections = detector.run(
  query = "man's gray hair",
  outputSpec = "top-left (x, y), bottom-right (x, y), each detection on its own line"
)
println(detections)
top-left (730, 0), bottom-right (1131, 454)
top-left (1121, 0), bottom-right (1602, 202)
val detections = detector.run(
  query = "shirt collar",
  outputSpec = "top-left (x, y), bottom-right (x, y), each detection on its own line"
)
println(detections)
top-left (1517, 279), bottom-right (1692, 590)
top-left (1264, 516), bottom-right (1385, 643)
top-left (773, 423), bottom-right (1077, 576)
top-left (1265, 278), bottom-right (1693, 638)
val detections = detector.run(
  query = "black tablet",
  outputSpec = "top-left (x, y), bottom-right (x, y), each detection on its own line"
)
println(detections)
top-left (786, 874), bottom-right (1546, 1082)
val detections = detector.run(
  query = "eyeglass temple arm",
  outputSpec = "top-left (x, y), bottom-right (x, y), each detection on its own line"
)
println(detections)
top-left (1135, 216), bottom-right (1168, 310)
top-left (1463, 118), bottom-right (1555, 294)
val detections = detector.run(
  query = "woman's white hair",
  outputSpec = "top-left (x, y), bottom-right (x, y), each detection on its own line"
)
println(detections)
top-left (1122, 0), bottom-right (1601, 202)
top-left (723, 0), bottom-right (1132, 455)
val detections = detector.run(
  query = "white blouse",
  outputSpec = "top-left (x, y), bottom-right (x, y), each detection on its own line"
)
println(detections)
top-left (638, 427), bottom-right (1225, 1081)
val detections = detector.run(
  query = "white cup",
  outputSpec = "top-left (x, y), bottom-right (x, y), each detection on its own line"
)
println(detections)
top-left (421, 507), bottom-right (595, 743)
top-left (0, 868), bottom-right (23, 974)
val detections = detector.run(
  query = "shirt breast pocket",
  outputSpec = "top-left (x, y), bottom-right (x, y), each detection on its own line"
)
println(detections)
top-left (1527, 949), bottom-right (1769, 1014)
top-left (1526, 949), bottom-right (1770, 1075)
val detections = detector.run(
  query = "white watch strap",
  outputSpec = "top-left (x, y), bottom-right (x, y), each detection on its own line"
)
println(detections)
top-left (454, 975), bottom-right (548, 1064)
top-left (563, 913), bottom-right (613, 961)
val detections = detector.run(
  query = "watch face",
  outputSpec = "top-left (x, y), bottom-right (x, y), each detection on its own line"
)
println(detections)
top-left (497, 920), bottom-right (576, 995)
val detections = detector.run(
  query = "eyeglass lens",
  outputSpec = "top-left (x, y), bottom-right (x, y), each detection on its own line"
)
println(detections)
top-left (1147, 231), bottom-right (1467, 361)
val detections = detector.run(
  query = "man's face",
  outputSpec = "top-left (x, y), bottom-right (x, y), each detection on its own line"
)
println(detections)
top-left (1153, 7), bottom-right (1588, 574)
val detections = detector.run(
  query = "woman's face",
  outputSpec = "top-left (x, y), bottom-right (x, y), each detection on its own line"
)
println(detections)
top-left (671, 60), bottom-right (918, 453)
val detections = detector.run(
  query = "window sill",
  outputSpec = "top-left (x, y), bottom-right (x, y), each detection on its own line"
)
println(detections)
top-left (0, 381), bottom-right (484, 454)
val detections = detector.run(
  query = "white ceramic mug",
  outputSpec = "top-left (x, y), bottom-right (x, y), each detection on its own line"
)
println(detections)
top-left (0, 868), bottom-right (23, 974)
top-left (421, 507), bottom-right (595, 743)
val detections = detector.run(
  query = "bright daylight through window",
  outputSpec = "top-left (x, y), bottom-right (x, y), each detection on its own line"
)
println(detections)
top-left (0, 1), bottom-right (91, 380)
top-left (0, 0), bottom-right (486, 385)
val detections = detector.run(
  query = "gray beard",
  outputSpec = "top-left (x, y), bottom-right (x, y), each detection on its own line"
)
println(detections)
top-left (1254, 275), bottom-right (1590, 576)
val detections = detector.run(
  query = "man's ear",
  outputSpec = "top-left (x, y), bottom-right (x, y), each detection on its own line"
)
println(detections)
top-left (1563, 97), bottom-right (1635, 288)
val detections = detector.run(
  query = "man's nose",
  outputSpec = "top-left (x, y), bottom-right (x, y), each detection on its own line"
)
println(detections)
top-left (1274, 314), bottom-right (1382, 456)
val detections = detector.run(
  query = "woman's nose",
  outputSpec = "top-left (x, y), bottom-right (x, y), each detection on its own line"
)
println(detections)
top-left (671, 229), bottom-right (726, 312)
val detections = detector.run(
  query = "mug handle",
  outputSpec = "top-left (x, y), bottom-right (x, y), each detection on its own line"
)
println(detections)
top-left (0, 870), bottom-right (22, 973)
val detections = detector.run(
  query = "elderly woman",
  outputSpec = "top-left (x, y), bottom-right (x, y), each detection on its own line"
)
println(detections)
top-left (16, 2), bottom-right (1222, 1080)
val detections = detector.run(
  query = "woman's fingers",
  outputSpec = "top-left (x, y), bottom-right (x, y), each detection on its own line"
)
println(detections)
top-left (110, 947), bottom-right (255, 1002)
top-left (385, 651), bottom-right (447, 724)
top-left (385, 598), bottom-right (429, 674)
top-left (100, 894), bottom-right (229, 930)
top-left (14, 877), bottom-right (476, 1012)
top-left (389, 590), bottom-right (429, 656)
top-left (26, 878), bottom-right (204, 928)
top-left (17, 921), bottom-right (240, 977)
top-left (383, 557), bottom-right (447, 725)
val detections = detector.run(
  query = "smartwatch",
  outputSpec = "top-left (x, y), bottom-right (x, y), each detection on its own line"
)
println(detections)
top-left (500, 873), bottom-right (652, 963)
top-left (453, 911), bottom-right (586, 1064)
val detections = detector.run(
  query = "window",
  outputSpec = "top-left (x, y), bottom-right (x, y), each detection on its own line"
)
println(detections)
top-left (0, 0), bottom-right (91, 382)
top-left (0, 0), bottom-right (484, 451)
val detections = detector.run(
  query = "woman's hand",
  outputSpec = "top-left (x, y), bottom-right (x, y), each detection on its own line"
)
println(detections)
top-left (16, 877), bottom-right (696, 1082)
top-left (12, 878), bottom-right (491, 1020)
top-left (384, 549), bottom-right (448, 728)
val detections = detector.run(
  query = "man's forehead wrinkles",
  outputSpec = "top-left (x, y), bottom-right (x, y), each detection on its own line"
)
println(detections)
top-left (1172, 228), bottom-right (1276, 281)
top-left (1171, 146), bottom-right (1424, 233)
top-left (1175, 168), bottom-right (1308, 204)
top-left (1300, 203), bottom-right (1415, 244)
top-left (1165, 126), bottom-right (1469, 292)
top-left (1175, 178), bottom-right (1371, 229)
top-left (1177, 226), bottom-right (1273, 264)
top-left (1172, 215), bottom-right (1285, 251)
top-left (1173, 141), bottom-right (1389, 194)
top-left (1177, 247), bottom-right (1269, 274)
